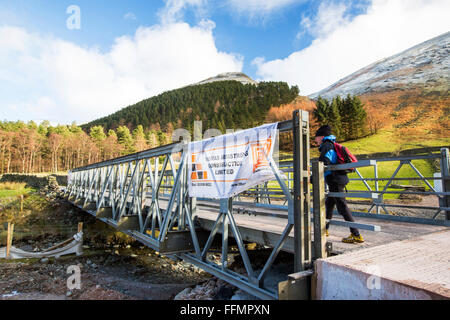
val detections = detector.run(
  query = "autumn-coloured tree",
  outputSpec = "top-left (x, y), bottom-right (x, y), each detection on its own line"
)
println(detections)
top-left (0, 130), bottom-right (13, 174)
top-left (365, 103), bottom-right (386, 134)
top-left (104, 130), bottom-right (122, 160)
top-left (89, 126), bottom-right (107, 161)
top-left (133, 125), bottom-right (148, 152)
top-left (146, 130), bottom-right (159, 149)
top-left (265, 96), bottom-right (317, 151)
top-left (48, 133), bottom-right (62, 173)
top-left (0, 120), bottom-right (173, 173)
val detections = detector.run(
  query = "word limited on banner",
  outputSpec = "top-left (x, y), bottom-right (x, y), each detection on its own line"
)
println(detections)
top-left (187, 123), bottom-right (278, 199)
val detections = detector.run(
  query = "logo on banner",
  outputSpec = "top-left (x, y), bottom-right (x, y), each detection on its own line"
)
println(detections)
top-left (191, 155), bottom-right (208, 181)
top-left (251, 139), bottom-right (272, 173)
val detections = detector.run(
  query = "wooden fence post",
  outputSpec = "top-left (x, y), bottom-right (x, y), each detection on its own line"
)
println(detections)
top-left (76, 222), bottom-right (84, 256)
top-left (6, 222), bottom-right (14, 259)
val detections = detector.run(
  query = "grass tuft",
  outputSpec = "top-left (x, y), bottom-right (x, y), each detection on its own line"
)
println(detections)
top-left (0, 182), bottom-right (32, 198)
top-left (0, 182), bottom-right (26, 190)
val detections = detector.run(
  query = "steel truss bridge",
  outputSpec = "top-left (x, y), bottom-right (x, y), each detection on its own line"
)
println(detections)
top-left (64, 110), bottom-right (450, 300)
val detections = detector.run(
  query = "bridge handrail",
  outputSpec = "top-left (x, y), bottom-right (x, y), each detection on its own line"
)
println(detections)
top-left (70, 142), bottom-right (183, 172)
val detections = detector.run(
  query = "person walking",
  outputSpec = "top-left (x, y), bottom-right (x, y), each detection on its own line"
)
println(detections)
top-left (314, 125), bottom-right (364, 243)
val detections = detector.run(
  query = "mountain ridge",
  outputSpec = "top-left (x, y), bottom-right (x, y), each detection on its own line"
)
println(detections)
top-left (309, 31), bottom-right (450, 100)
top-left (193, 72), bottom-right (258, 86)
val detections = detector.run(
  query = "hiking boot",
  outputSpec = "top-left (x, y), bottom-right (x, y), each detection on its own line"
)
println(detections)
top-left (342, 234), bottom-right (364, 243)
top-left (353, 234), bottom-right (364, 243)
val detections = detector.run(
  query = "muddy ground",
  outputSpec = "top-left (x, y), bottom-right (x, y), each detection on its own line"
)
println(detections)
top-left (0, 191), bottom-right (243, 300)
top-left (1, 184), bottom-right (441, 300)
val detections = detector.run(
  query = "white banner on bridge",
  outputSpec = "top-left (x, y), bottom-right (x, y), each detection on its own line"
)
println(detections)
top-left (187, 123), bottom-right (278, 199)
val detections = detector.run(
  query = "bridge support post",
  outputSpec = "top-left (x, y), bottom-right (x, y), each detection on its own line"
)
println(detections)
top-left (278, 270), bottom-right (313, 300)
top-left (292, 110), bottom-right (311, 272)
top-left (312, 161), bottom-right (327, 260)
top-left (190, 121), bottom-right (200, 224)
top-left (440, 148), bottom-right (450, 220)
top-left (220, 198), bottom-right (232, 270)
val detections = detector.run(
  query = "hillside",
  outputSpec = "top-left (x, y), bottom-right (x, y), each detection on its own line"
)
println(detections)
top-left (310, 32), bottom-right (449, 99)
top-left (304, 32), bottom-right (449, 147)
top-left (267, 94), bottom-right (449, 157)
top-left (82, 77), bottom-right (299, 133)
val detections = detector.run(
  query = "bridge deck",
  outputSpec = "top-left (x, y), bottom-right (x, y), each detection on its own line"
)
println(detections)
top-left (142, 199), bottom-right (448, 254)
top-left (157, 199), bottom-right (448, 256)
top-left (85, 195), bottom-right (447, 256)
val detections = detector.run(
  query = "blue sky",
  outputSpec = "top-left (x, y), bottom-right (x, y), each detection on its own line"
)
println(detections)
top-left (0, 0), bottom-right (329, 74)
top-left (0, 0), bottom-right (449, 124)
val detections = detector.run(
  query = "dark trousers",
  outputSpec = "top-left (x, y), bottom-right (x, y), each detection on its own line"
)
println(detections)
top-left (325, 182), bottom-right (360, 236)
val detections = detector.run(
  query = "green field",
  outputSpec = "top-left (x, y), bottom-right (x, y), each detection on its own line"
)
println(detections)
top-left (325, 130), bottom-right (447, 198)
top-left (0, 182), bottom-right (35, 198)
top-left (339, 130), bottom-right (449, 156)
top-left (346, 159), bottom-right (436, 200)
top-left (265, 161), bottom-right (436, 201)
top-left (275, 130), bottom-right (449, 200)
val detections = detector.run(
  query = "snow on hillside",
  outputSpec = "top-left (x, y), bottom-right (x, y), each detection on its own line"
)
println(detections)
top-left (195, 72), bottom-right (258, 86)
top-left (309, 32), bottom-right (450, 100)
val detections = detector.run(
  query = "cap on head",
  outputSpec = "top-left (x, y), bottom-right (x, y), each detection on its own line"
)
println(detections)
top-left (315, 125), bottom-right (332, 137)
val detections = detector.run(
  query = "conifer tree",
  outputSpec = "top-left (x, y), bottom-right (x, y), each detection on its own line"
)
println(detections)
top-left (89, 126), bottom-right (106, 143)
top-left (340, 94), bottom-right (367, 140)
top-left (328, 97), bottom-right (342, 140)
top-left (314, 96), bottom-right (330, 125)
top-left (116, 126), bottom-right (135, 154)
top-left (349, 95), bottom-right (367, 139)
top-left (156, 131), bottom-right (167, 146)
top-left (107, 129), bottom-right (117, 139)
top-left (340, 95), bottom-right (352, 140)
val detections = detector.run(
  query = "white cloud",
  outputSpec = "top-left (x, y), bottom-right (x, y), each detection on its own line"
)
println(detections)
top-left (254, 0), bottom-right (450, 95)
top-left (124, 12), bottom-right (137, 21)
top-left (159, 0), bottom-right (207, 24)
top-left (159, 0), bottom-right (306, 22)
top-left (0, 22), bottom-right (243, 124)
top-left (299, 1), bottom-right (350, 38)
top-left (226, 0), bottom-right (305, 18)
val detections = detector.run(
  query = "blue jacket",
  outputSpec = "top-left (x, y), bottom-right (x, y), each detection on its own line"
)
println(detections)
top-left (318, 135), bottom-right (349, 185)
